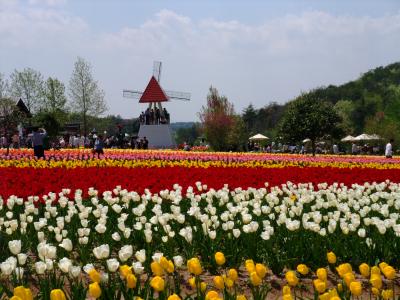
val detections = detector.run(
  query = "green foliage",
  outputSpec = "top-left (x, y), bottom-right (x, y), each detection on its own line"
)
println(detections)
top-left (9, 68), bottom-right (44, 113)
top-left (174, 123), bottom-right (201, 145)
top-left (42, 77), bottom-right (67, 114)
top-left (33, 111), bottom-right (62, 138)
top-left (279, 93), bottom-right (342, 154)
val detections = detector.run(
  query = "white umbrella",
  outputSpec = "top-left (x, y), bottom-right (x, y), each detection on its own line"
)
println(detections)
top-left (302, 138), bottom-right (311, 143)
top-left (369, 134), bottom-right (382, 140)
top-left (341, 135), bottom-right (356, 142)
top-left (354, 133), bottom-right (374, 141)
top-left (249, 133), bottom-right (269, 141)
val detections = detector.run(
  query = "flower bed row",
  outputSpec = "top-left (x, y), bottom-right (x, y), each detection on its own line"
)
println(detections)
top-left (0, 182), bottom-right (399, 299)
top-left (1, 166), bottom-right (400, 199)
top-left (1, 149), bottom-right (400, 169)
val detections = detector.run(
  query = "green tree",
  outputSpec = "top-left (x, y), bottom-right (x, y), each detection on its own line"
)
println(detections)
top-left (227, 115), bottom-right (247, 151)
top-left (43, 77), bottom-right (67, 114)
top-left (9, 68), bottom-right (44, 113)
top-left (69, 57), bottom-right (107, 137)
top-left (279, 94), bottom-right (342, 155)
top-left (175, 124), bottom-right (201, 145)
top-left (334, 100), bottom-right (355, 134)
top-left (242, 104), bottom-right (257, 134)
top-left (198, 86), bottom-right (235, 151)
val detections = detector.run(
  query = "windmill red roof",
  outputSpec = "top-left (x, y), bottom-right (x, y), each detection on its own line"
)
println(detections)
top-left (139, 76), bottom-right (169, 103)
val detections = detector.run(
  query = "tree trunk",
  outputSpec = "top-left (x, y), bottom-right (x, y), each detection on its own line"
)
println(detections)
top-left (83, 112), bottom-right (87, 141)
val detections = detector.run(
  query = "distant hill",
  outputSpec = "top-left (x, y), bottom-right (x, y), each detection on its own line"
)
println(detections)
top-left (244, 62), bottom-right (400, 140)
top-left (170, 122), bottom-right (196, 131)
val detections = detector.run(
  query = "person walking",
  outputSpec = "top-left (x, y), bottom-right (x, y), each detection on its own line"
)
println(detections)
top-left (32, 127), bottom-right (47, 159)
top-left (93, 134), bottom-right (104, 158)
top-left (385, 139), bottom-right (394, 158)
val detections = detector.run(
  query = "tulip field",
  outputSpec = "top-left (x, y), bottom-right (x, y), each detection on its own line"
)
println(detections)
top-left (0, 149), bottom-right (400, 299)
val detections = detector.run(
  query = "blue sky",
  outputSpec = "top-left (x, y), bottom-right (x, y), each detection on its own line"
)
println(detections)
top-left (1, 0), bottom-right (400, 121)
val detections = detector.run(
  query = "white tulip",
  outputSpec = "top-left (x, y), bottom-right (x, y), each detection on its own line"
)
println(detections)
top-left (8, 240), bottom-right (21, 255)
top-left (93, 244), bottom-right (110, 259)
top-left (173, 256), bottom-right (183, 268)
top-left (17, 253), bottom-right (27, 265)
top-left (107, 258), bottom-right (120, 272)
top-left (69, 265), bottom-right (81, 278)
top-left (35, 261), bottom-right (47, 274)
top-left (112, 232), bottom-right (121, 241)
top-left (135, 249), bottom-right (146, 263)
top-left (59, 239), bottom-right (73, 252)
top-left (58, 257), bottom-right (72, 273)
top-left (132, 261), bottom-right (144, 274)
top-left (118, 245), bottom-right (133, 262)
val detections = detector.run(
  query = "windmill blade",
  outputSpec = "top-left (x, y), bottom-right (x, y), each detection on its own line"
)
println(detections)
top-left (153, 61), bottom-right (162, 82)
top-left (165, 90), bottom-right (191, 101)
top-left (123, 90), bottom-right (143, 99)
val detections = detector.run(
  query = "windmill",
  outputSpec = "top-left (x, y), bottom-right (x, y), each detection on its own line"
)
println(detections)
top-left (123, 61), bottom-right (190, 121)
top-left (122, 61), bottom-right (191, 148)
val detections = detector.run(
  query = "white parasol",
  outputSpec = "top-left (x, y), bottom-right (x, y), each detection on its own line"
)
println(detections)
top-left (249, 134), bottom-right (269, 141)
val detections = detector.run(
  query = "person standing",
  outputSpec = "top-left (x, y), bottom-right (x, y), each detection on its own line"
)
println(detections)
top-left (93, 134), bottom-right (104, 158)
top-left (385, 139), bottom-right (394, 158)
top-left (32, 127), bottom-right (47, 158)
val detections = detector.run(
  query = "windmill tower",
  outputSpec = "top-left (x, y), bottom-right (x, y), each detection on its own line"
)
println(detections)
top-left (123, 61), bottom-right (190, 148)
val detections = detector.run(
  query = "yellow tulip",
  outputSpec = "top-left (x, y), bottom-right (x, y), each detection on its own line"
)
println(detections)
top-left (313, 279), bottom-right (326, 294)
top-left (228, 268), bottom-right (238, 282)
top-left (336, 263), bottom-right (352, 277)
top-left (10, 297), bottom-right (23, 300)
top-left (296, 264), bottom-right (309, 275)
top-left (371, 287), bottom-right (380, 296)
top-left (349, 281), bottom-right (362, 296)
top-left (200, 282), bottom-right (207, 292)
top-left (187, 258), bottom-right (202, 275)
top-left (285, 271), bottom-right (299, 287)
top-left (358, 263), bottom-right (370, 278)
top-left (236, 295), bottom-right (247, 300)
top-left (205, 291), bottom-right (220, 300)
top-left (382, 266), bottom-right (396, 280)
top-left (213, 275), bottom-right (225, 289)
top-left (370, 274), bottom-right (383, 289)
top-left (379, 262), bottom-right (388, 272)
top-left (255, 263), bottom-right (267, 278)
top-left (167, 294), bottom-right (181, 300)
top-left (88, 268), bottom-right (101, 283)
top-left (126, 274), bottom-right (137, 289)
top-left (319, 292), bottom-right (329, 300)
top-left (371, 266), bottom-right (381, 275)
top-left (330, 297), bottom-right (341, 300)
top-left (166, 260), bottom-right (175, 273)
top-left (150, 276), bottom-right (165, 292)
top-left (151, 261), bottom-right (164, 276)
top-left (250, 271), bottom-right (262, 286)
top-left (327, 252), bottom-right (336, 264)
top-left (214, 252), bottom-right (226, 266)
top-left (382, 289), bottom-right (394, 300)
top-left (316, 268), bottom-right (327, 281)
top-left (14, 286), bottom-right (33, 300)
top-left (282, 285), bottom-right (291, 295)
top-left (49, 289), bottom-right (66, 300)
top-left (343, 272), bottom-right (355, 287)
top-left (188, 277), bottom-right (196, 288)
top-left (245, 259), bottom-right (255, 273)
top-left (282, 295), bottom-right (293, 300)
top-left (88, 282), bottom-right (102, 299)
top-left (337, 283), bottom-right (343, 292)
top-left (226, 277), bottom-right (235, 288)
top-left (119, 265), bottom-right (132, 278)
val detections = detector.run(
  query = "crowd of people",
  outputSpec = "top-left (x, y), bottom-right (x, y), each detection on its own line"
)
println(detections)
top-left (0, 130), bottom-right (151, 158)
top-left (139, 107), bottom-right (170, 125)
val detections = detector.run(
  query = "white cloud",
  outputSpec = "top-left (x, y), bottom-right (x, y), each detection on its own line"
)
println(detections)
top-left (28, 0), bottom-right (66, 6)
top-left (1, 5), bottom-right (399, 121)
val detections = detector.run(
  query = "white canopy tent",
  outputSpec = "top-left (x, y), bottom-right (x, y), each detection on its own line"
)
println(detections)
top-left (341, 135), bottom-right (356, 142)
top-left (249, 133), bottom-right (269, 141)
top-left (354, 133), bottom-right (381, 141)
